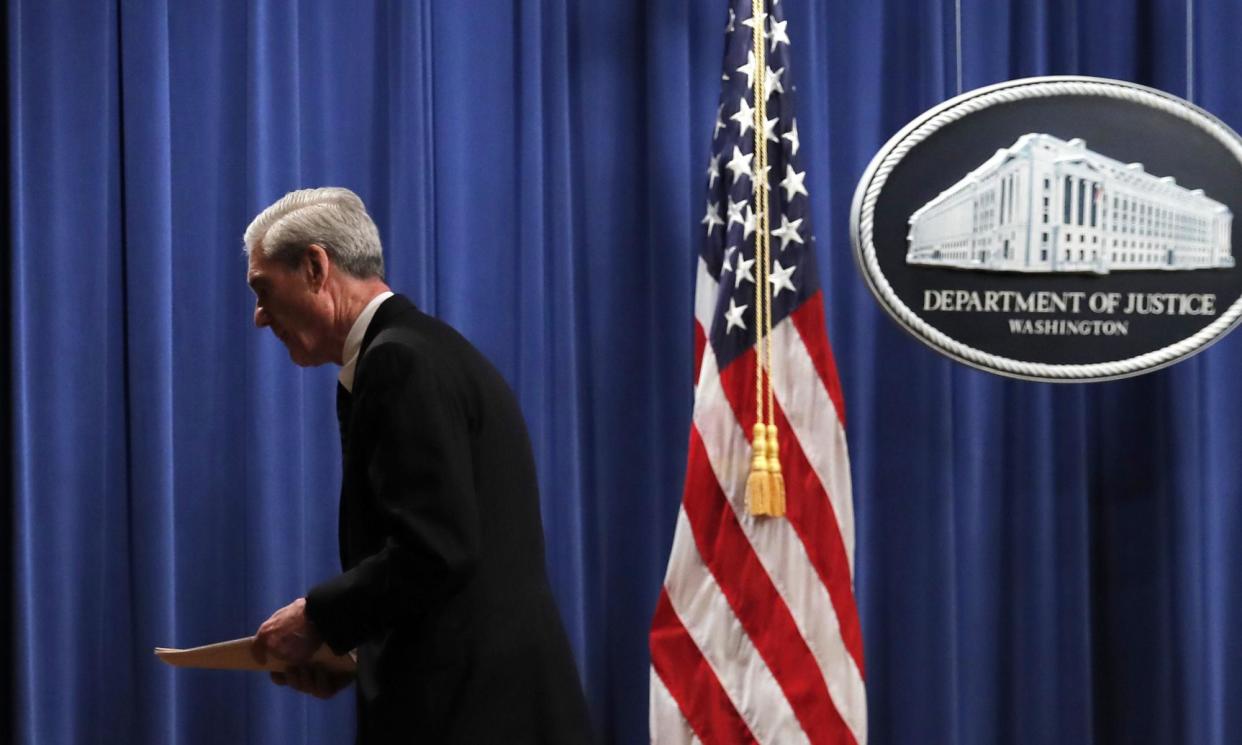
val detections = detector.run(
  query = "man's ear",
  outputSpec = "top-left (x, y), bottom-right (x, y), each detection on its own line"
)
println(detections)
top-left (304, 244), bottom-right (330, 292)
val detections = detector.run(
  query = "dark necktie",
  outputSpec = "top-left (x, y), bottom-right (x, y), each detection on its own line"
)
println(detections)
top-left (334, 381), bottom-right (354, 566)
top-left (336, 381), bottom-right (354, 453)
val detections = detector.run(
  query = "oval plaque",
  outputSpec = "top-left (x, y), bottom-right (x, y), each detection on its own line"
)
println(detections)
top-left (851, 76), bottom-right (1242, 382)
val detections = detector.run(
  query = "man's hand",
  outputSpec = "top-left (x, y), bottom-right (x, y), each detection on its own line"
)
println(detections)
top-left (252, 597), bottom-right (322, 666)
top-left (270, 664), bottom-right (355, 699)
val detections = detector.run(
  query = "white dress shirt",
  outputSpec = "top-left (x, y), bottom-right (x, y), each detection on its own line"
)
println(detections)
top-left (338, 291), bottom-right (394, 393)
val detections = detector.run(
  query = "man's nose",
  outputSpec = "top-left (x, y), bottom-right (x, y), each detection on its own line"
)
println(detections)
top-left (255, 305), bottom-right (270, 328)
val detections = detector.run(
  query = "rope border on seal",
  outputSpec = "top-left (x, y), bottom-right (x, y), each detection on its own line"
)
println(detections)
top-left (854, 77), bottom-right (1242, 381)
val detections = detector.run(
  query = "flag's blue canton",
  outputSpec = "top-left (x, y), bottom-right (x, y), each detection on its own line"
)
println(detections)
top-left (700, 0), bottom-right (820, 371)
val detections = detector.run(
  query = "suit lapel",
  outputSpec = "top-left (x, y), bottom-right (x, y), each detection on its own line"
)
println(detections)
top-left (335, 293), bottom-right (414, 569)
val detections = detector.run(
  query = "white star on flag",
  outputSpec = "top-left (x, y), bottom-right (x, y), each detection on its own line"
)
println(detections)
top-left (731, 96), bottom-right (755, 137)
top-left (764, 66), bottom-right (785, 99)
top-left (706, 154), bottom-right (721, 188)
top-left (769, 259), bottom-right (797, 296)
top-left (726, 198), bottom-right (747, 228)
top-left (702, 201), bottom-right (725, 235)
top-left (733, 255), bottom-right (755, 289)
top-left (740, 7), bottom-right (767, 33)
top-left (763, 116), bottom-right (780, 144)
top-left (769, 18), bottom-right (790, 50)
top-left (780, 164), bottom-right (808, 200)
top-left (751, 164), bottom-right (771, 194)
top-left (771, 213), bottom-right (804, 250)
top-left (723, 297), bottom-right (748, 332)
top-left (783, 117), bottom-right (800, 155)
top-left (726, 146), bottom-right (754, 184)
top-left (736, 50), bottom-right (757, 89)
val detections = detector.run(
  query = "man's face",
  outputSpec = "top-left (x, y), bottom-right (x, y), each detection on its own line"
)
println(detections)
top-left (247, 247), bottom-right (334, 366)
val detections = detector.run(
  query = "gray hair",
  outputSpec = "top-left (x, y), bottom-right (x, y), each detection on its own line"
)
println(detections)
top-left (243, 187), bottom-right (385, 279)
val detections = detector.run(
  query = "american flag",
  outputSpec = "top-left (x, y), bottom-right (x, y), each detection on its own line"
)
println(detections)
top-left (649, 2), bottom-right (867, 743)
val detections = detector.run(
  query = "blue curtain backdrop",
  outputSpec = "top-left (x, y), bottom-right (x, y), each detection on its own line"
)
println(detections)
top-left (8, 1), bottom-right (1242, 744)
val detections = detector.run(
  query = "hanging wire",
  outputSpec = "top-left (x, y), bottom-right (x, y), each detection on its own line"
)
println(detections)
top-left (955, 0), bottom-right (963, 96)
top-left (1186, 0), bottom-right (1195, 103)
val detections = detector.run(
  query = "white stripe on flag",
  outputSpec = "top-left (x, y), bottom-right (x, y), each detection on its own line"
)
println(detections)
top-left (664, 507), bottom-right (812, 745)
top-left (694, 258), bottom-right (719, 334)
top-left (770, 319), bottom-right (857, 575)
top-left (695, 344), bottom-right (868, 744)
top-left (649, 667), bottom-right (702, 745)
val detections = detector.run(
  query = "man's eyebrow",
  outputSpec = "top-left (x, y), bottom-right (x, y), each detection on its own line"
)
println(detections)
top-left (247, 274), bottom-right (266, 289)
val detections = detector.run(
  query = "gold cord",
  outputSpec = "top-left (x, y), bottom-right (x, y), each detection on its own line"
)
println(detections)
top-left (745, 0), bottom-right (784, 516)
top-left (740, 0), bottom-right (779, 519)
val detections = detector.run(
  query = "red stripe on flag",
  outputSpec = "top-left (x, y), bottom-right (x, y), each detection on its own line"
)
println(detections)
top-left (684, 426), bottom-right (858, 744)
top-left (771, 403), bottom-right (866, 677)
top-left (717, 348), bottom-right (866, 676)
top-left (650, 589), bottom-right (758, 745)
top-left (789, 292), bottom-right (847, 426)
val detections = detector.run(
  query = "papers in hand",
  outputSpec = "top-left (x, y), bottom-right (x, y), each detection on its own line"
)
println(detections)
top-left (154, 636), bottom-right (357, 674)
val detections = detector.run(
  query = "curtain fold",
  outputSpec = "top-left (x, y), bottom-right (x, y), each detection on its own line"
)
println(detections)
top-left (1, 0), bottom-right (12, 733)
top-left (9, 1), bottom-right (1242, 744)
top-left (118, 2), bottom-right (179, 740)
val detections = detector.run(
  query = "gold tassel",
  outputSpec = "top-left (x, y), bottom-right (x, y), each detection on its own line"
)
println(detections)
top-left (766, 423), bottom-right (786, 517)
top-left (746, 422), bottom-right (771, 515)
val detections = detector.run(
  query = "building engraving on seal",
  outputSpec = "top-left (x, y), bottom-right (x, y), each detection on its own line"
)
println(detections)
top-left (906, 133), bottom-right (1234, 274)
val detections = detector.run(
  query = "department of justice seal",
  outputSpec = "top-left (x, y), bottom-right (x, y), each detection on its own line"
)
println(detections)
top-left (850, 76), bottom-right (1242, 382)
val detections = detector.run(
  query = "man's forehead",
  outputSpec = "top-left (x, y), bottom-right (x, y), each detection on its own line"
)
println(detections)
top-left (247, 249), bottom-right (270, 284)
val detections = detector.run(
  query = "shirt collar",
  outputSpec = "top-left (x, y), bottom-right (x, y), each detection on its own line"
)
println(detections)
top-left (338, 291), bottom-right (394, 392)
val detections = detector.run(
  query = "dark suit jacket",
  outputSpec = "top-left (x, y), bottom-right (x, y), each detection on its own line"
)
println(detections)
top-left (305, 295), bottom-right (592, 744)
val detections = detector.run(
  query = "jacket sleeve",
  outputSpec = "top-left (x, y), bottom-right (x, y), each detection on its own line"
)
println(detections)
top-left (304, 341), bottom-right (479, 654)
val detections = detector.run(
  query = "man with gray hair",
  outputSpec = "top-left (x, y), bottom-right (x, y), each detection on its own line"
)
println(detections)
top-left (245, 187), bottom-right (592, 743)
